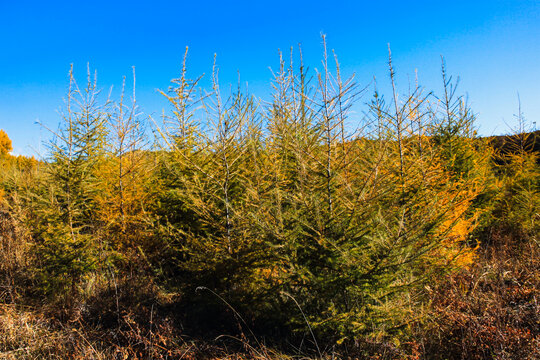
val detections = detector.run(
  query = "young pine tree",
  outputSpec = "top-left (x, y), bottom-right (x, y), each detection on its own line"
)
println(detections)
top-left (36, 65), bottom-right (109, 296)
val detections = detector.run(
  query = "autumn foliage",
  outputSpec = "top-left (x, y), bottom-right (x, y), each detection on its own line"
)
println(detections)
top-left (0, 43), bottom-right (538, 359)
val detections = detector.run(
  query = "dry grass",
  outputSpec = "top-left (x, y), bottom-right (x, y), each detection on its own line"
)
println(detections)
top-left (0, 303), bottom-right (304, 359)
top-left (419, 229), bottom-right (540, 360)
top-left (0, 304), bottom-right (107, 359)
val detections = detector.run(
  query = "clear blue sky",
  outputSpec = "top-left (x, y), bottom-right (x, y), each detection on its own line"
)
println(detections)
top-left (0, 0), bottom-right (539, 156)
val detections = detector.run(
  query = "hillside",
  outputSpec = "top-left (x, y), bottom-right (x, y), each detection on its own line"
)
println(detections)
top-left (0, 54), bottom-right (538, 359)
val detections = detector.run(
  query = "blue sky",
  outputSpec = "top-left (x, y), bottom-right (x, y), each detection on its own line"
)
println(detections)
top-left (0, 0), bottom-right (539, 156)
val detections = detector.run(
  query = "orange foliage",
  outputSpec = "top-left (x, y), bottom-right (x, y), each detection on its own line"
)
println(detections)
top-left (0, 129), bottom-right (12, 155)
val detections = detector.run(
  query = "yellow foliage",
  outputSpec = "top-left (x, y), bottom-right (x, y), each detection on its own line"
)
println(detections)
top-left (0, 129), bottom-right (12, 155)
